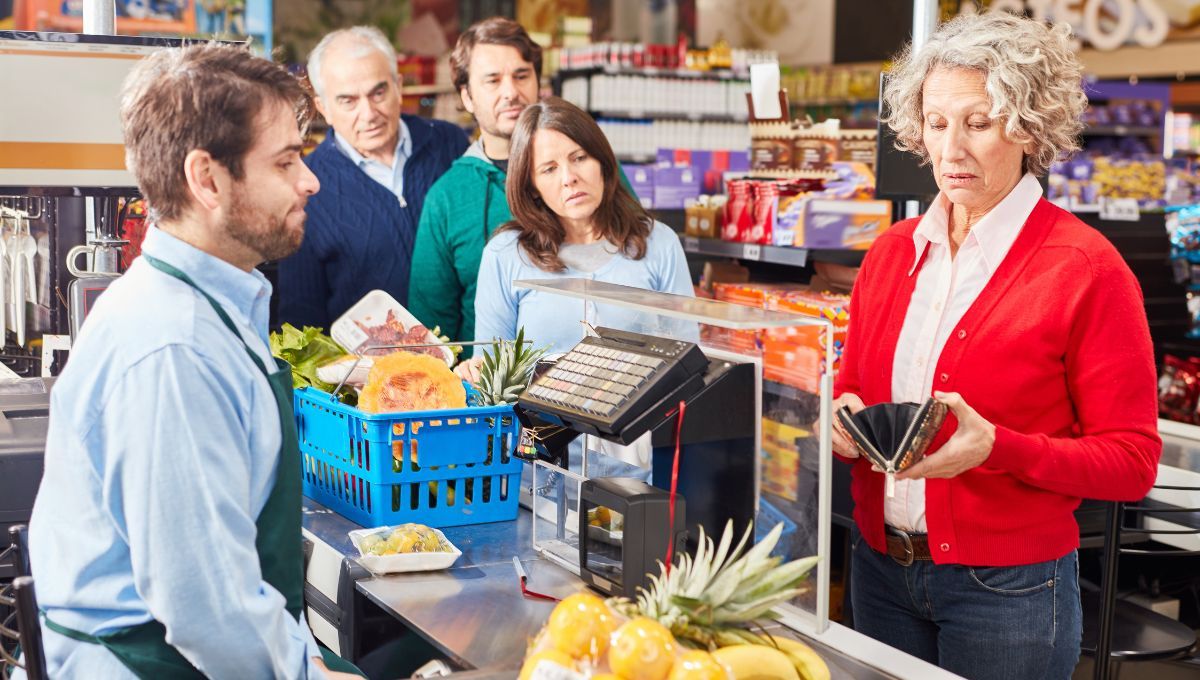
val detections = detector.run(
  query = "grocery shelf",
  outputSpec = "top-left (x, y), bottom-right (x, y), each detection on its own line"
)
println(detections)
top-left (764, 380), bottom-right (816, 403)
top-left (677, 234), bottom-right (867, 268)
top-left (1081, 125), bottom-right (1162, 137)
top-left (556, 65), bottom-right (750, 81)
top-left (791, 97), bottom-right (878, 107)
top-left (403, 84), bottom-right (455, 96)
top-left (680, 234), bottom-right (809, 266)
top-left (593, 110), bottom-right (748, 123)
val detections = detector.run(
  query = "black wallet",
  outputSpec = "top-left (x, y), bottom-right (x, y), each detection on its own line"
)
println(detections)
top-left (836, 398), bottom-right (948, 476)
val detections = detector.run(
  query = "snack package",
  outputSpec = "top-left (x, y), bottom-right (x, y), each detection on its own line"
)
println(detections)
top-left (332, 290), bottom-right (453, 365)
top-left (749, 121), bottom-right (794, 172)
top-left (349, 523), bottom-right (462, 575)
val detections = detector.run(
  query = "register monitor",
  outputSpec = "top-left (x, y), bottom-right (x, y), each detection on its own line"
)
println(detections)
top-left (0, 31), bottom-right (191, 194)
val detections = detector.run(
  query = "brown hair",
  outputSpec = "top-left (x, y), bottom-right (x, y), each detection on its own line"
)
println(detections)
top-left (502, 97), bottom-right (651, 272)
top-left (450, 17), bottom-right (543, 94)
top-left (120, 43), bottom-right (311, 223)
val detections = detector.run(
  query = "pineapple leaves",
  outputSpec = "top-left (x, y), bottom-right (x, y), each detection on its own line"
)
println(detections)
top-left (474, 326), bottom-right (547, 406)
top-left (619, 520), bottom-right (820, 649)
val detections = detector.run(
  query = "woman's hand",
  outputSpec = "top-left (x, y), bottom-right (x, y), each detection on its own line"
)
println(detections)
top-left (453, 356), bottom-right (484, 385)
top-left (896, 391), bottom-right (995, 480)
top-left (829, 392), bottom-right (866, 459)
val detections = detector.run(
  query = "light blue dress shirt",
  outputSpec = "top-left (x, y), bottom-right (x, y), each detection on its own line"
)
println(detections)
top-left (473, 221), bottom-right (696, 353)
top-left (23, 228), bottom-right (326, 679)
top-left (333, 117), bottom-right (412, 206)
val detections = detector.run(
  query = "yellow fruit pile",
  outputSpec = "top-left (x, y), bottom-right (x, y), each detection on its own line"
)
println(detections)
top-left (521, 593), bottom-right (829, 680)
top-left (358, 523), bottom-right (448, 556)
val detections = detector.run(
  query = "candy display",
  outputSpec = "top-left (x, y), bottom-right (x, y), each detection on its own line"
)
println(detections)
top-left (1048, 156), bottom-right (1166, 210)
top-left (1167, 205), bottom-right (1200, 342)
top-left (1158, 354), bottom-right (1200, 424)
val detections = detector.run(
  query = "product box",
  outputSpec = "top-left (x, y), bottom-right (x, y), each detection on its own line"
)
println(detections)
top-left (761, 418), bottom-right (808, 502)
top-left (622, 163), bottom-right (656, 208)
top-left (652, 166), bottom-right (702, 210)
top-left (750, 121), bottom-right (794, 172)
top-left (839, 130), bottom-right (878, 170)
top-left (657, 148), bottom-right (751, 194)
top-left (801, 199), bottom-right (891, 249)
top-left (762, 289), bottom-right (850, 392)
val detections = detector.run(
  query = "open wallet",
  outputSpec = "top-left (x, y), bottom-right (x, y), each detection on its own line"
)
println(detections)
top-left (836, 398), bottom-right (949, 497)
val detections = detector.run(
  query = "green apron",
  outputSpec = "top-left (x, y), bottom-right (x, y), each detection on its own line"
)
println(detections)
top-left (42, 255), bottom-right (359, 678)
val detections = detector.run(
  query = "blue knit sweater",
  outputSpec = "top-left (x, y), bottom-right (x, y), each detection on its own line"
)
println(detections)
top-left (276, 114), bottom-right (468, 330)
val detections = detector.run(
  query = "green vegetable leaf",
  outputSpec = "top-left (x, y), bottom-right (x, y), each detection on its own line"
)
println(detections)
top-left (269, 323), bottom-right (350, 395)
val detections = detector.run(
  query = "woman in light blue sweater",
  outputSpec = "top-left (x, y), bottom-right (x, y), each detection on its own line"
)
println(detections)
top-left (471, 97), bottom-right (694, 357)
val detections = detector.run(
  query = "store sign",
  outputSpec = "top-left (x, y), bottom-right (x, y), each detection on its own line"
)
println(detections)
top-left (968, 0), bottom-right (1169, 50)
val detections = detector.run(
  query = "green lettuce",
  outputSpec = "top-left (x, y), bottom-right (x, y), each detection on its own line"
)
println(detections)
top-left (269, 323), bottom-right (349, 394)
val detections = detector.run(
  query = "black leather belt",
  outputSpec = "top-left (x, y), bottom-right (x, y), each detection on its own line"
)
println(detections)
top-left (884, 526), bottom-right (932, 566)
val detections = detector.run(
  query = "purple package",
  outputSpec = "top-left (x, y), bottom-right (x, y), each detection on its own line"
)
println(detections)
top-left (622, 164), bottom-right (656, 209)
top-left (652, 166), bottom-right (702, 209)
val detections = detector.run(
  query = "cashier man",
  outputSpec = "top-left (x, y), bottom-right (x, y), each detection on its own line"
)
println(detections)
top-left (21, 45), bottom-right (359, 679)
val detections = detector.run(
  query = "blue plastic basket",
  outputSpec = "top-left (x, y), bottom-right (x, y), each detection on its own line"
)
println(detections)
top-left (295, 386), bottom-right (523, 528)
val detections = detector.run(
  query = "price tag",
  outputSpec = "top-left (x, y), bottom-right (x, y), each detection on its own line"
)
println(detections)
top-left (683, 236), bottom-right (699, 252)
top-left (743, 244), bottom-right (762, 260)
top-left (1099, 198), bottom-right (1140, 222)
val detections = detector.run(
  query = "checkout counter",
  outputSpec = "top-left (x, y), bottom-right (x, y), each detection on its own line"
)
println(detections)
top-left (299, 280), bottom-right (963, 680)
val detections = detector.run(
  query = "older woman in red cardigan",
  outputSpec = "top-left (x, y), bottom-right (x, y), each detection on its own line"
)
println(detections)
top-left (833, 12), bottom-right (1161, 680)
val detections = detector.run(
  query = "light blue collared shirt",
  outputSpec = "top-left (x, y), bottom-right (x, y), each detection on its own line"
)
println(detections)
top-left (333, 117), bottom-right (412, 207)
top-left (23, 228), bottom-right (326, 679)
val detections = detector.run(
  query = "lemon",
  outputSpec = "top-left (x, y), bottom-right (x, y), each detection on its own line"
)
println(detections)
top-left (668, 650), bottom-right (729, 680)
top-left (546, 592), bottom-right (618, 660)
top-left (608, 617), bottom-right (677, 680)
top-left (519, 649), bottom-right (576, 680)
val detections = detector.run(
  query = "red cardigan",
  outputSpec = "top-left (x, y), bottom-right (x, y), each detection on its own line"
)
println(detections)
top-left (835, 198), bottom-right (1161, 566)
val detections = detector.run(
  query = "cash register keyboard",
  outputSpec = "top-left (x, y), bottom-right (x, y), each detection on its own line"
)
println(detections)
top-left (519, 327), bottom-right (708, 437)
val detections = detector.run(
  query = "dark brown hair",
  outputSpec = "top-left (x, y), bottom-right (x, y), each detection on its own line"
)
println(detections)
top-left (502, 97), bottom-right (651, 272)
top-left (120, 43), bottom-right (311, 223)
top-left (450, 17), bottom-right (543, 94)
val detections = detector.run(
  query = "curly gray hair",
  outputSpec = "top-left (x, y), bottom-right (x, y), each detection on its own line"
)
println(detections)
top-left (881, 12), bottom-right (1087, 177)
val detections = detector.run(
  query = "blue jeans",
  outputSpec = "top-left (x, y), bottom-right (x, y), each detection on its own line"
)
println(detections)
top-left (850, 531), bottom-right (1082, 680)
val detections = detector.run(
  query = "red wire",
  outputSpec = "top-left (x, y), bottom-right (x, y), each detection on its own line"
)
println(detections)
top-left (521, 577), bottom-right (560, 602)
top-left (664, 400), bottom-right (686, 575)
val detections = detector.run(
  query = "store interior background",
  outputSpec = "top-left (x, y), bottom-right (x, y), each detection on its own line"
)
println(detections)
top-left (3, 2), bottom-right (1200, 678)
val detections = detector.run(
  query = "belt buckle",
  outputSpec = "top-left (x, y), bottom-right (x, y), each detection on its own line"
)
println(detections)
top-left (889, 528), bottom-right (915, 567)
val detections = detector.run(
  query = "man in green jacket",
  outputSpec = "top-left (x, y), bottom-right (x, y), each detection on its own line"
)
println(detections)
top-left (408, 17), bottom-right (542, 354)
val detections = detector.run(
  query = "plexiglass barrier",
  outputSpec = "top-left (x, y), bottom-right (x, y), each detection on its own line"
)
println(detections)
top-left (513, 279), bottom-right (836, 633)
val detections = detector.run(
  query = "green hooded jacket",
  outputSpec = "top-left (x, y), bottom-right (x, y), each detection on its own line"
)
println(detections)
top-left (408, 141), bottom-right (508, 357)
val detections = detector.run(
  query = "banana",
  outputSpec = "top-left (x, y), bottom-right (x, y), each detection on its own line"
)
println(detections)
top-left (766, 636), bottom-right (830, 680)
top-left (711, 644), bottom-right (800, 680)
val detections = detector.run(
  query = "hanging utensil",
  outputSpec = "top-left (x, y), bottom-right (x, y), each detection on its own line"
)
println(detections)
top-left (10, 216), bottom-right (26, 346)
top-left (18, 214), bottom-right (36, 304)
top-left (0, 214), bottom-right (8, 343)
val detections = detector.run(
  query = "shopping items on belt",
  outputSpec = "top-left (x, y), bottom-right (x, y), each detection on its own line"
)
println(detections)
top-left (837, 398), bottom-right (948, 495)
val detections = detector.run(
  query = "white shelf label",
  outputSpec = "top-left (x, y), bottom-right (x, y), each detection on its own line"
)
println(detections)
top-left (683, 236), bottom-right (699, 251)
top-left (743, 244), bottom-right (762, 260)
top-left (1099, 198), bottom-right (1140, 222)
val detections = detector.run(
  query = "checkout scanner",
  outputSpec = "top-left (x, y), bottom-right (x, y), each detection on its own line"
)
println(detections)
top-left (0, 378), bottom-right (53, 582)
top-left (516, 327), bottom-right (756, 597)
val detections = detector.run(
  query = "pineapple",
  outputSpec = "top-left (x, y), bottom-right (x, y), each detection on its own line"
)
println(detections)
top-left (607, 521), bottom-right (819, 650)
top-left (476, 327), bottom-right (546, 406)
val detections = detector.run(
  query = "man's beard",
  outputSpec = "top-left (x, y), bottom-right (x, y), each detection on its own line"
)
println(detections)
top-left (223, 184), bottom-right (305, 262)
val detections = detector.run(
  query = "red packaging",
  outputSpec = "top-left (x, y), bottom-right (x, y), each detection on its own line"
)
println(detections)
top-left (1159, 354), bottom-right (1200, 423)
top-left (724, 180), bottom-right (753, 242)
top-left (748, 182), bottom-right (777, 244)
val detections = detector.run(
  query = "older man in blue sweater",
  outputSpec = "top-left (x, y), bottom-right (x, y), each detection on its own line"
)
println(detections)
top-left (278, 26), bottom-right (468, 329)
